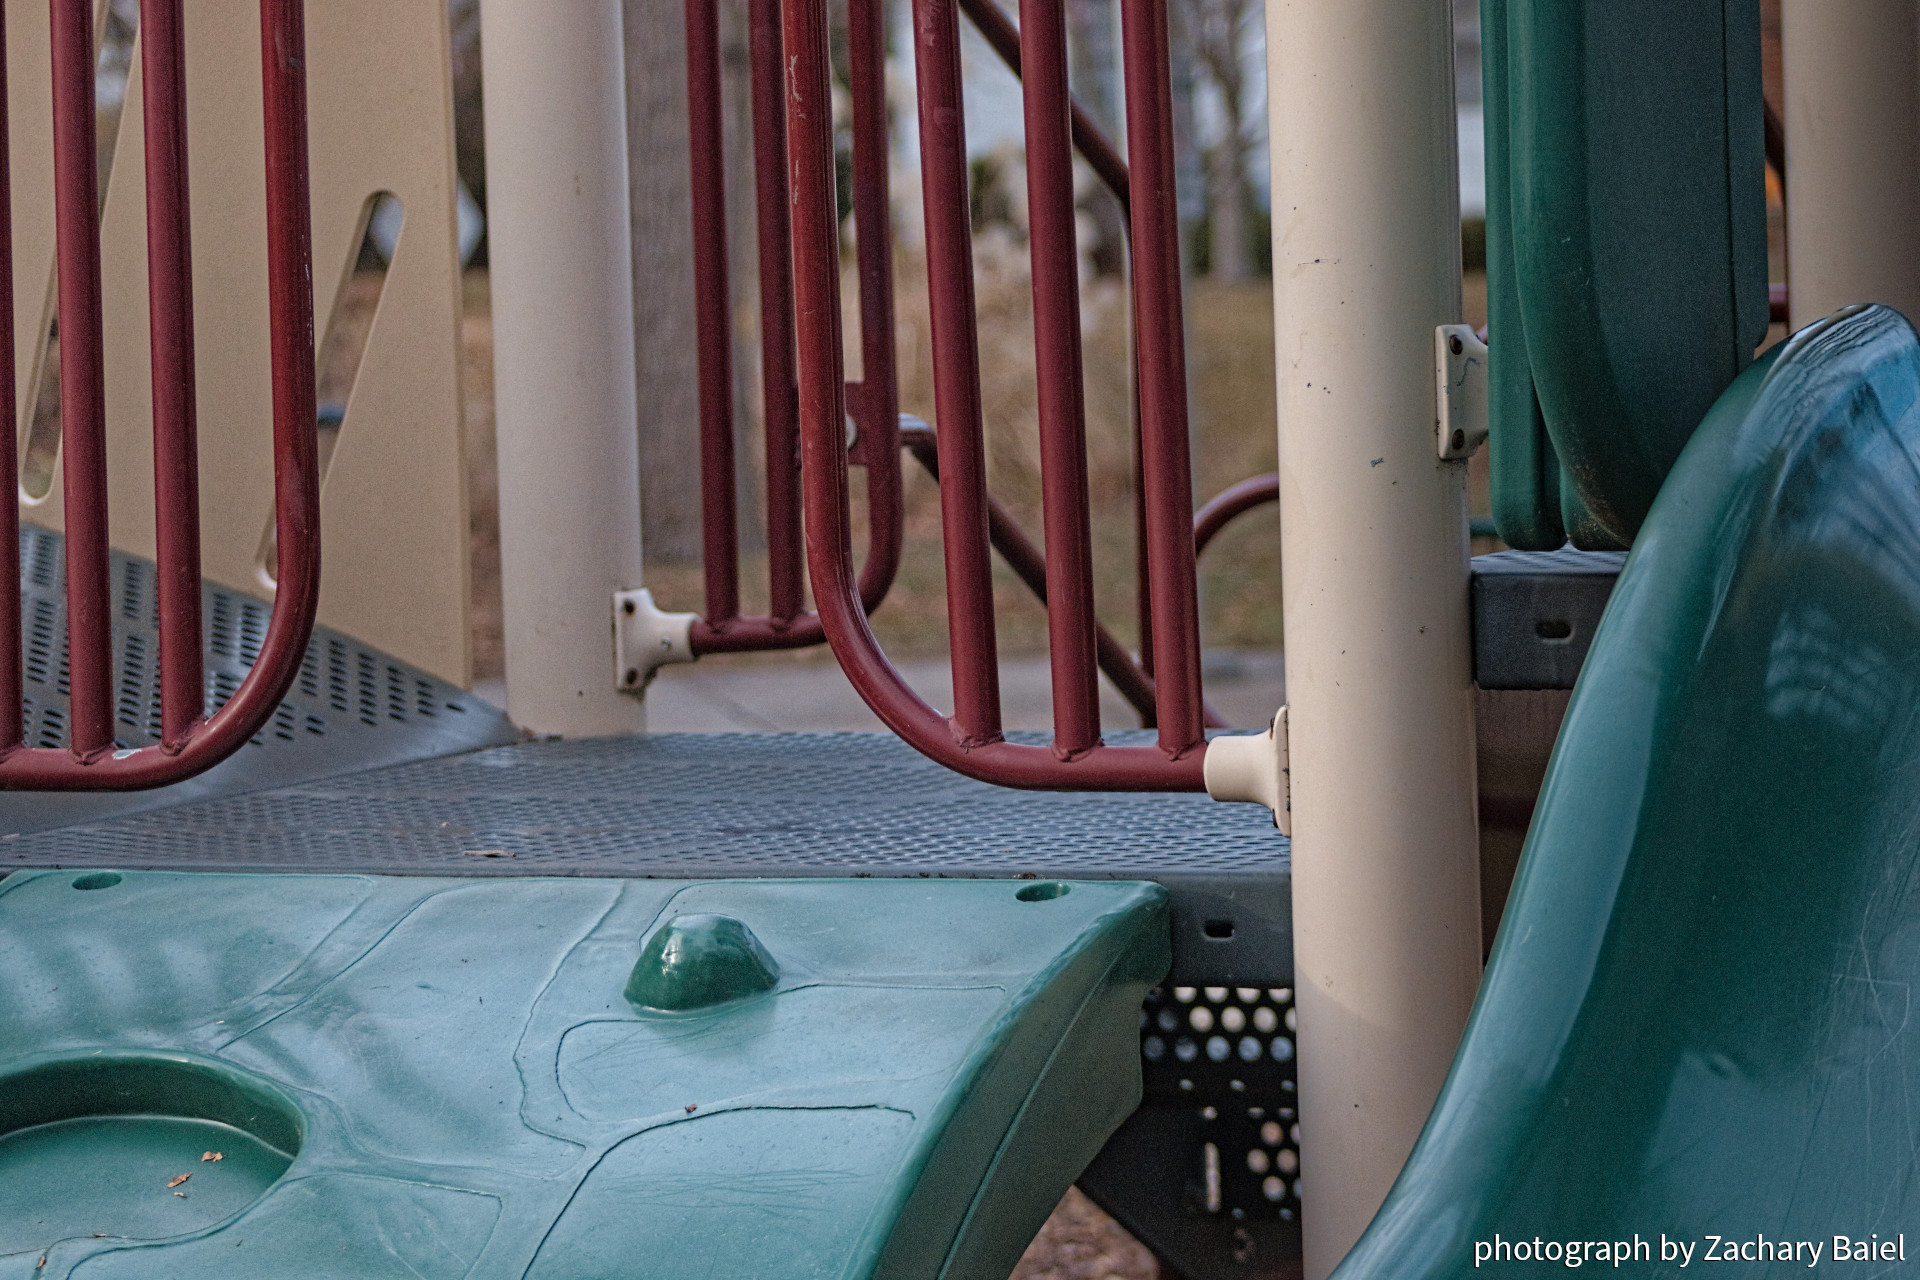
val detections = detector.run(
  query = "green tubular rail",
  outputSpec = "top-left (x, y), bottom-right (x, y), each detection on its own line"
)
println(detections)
top-left (1337, 305), bottom-right (1920, 1275)
top-left (1481, 0), bottom-right (1563, 551)
top-left (1485, 0), bottom-right (1770, 550)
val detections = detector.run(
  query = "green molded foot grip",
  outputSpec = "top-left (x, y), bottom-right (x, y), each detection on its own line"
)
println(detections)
top-left (0, 872), bottom-right (1168, 1278)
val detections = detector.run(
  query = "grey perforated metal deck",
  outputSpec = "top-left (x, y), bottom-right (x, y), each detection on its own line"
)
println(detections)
top-left (1, 730), bottom-right (1291, 981)
top-left (0, 525), bottom-right (519, 834)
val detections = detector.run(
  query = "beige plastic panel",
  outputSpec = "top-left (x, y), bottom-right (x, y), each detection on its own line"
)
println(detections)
top-left (10, 0), bottom-right (471, 687)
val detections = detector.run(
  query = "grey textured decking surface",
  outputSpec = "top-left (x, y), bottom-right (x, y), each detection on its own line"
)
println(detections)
top-left (1, 731), bottom-right (1287, 878)
top-left (0, 525), bottom-right (518, 836)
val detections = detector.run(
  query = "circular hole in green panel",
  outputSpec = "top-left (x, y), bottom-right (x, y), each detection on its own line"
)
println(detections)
top-left (0, 1054), bottom-right (302, 1250)
top-left (1016, 881), bottom-right (1071, 903)
top-left (71, 873), bottom-right (122, 891)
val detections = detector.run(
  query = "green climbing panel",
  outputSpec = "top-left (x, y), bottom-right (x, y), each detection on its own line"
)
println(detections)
top-left (0, 872), bottom-right (1167, 1278)
top-left (1484, 0), bottom-right (1770, 549)
top-left (1338, 305), bottom-right (1920, 1274)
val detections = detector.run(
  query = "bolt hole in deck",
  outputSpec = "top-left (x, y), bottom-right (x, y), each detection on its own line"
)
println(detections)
top-left (1016, 880), bottom-right (1071, 902)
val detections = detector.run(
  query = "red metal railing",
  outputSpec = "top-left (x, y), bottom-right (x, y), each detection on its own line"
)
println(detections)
top-left (958, 0), bottom-right (1130, 215)
top-left (0, 0), bottom-right (319, 789)
top-left (682, 0), bottom-right (902, 653)
top-left (682, 0), bottom-right (1155, 662)
top-left (899, 421), bottom-right (1233, 730)
top-left (1194, 474), bottom-right (1279, 557)
top-left (784, 0), bottom-right (1207, 788)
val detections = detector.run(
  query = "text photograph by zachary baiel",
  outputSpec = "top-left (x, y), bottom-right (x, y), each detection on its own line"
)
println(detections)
top-left (1473, 1232), bottom-right (1908, 1269)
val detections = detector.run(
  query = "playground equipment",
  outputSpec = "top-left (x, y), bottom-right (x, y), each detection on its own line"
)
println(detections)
top-left (1343, 304), bottom-right (1920, 1276)
top-left (6, 0), bottom-right (1920, 1275)
top-left (0, 0), bottom-right (321, 787)
top-left (0, 870), bottom-right (1167, 1277)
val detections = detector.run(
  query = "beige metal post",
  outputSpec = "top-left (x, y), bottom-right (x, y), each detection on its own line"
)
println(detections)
top-left (1782, 0), bottom-right (1920, 328)
top-left (480, 0), bottom-right (646, 735)
top-left (1265, 1), bottom-right (1483, 1273)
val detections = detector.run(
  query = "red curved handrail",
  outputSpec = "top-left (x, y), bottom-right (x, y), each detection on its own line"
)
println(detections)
top-left (0, 0), bottom-right (319, 790)
top-left (1194, 473), bottom-right (1279, 557)
top-left (899, 420), bottom-right (1231, 730)
top-left (784, 0), bottom-right (1206, 789)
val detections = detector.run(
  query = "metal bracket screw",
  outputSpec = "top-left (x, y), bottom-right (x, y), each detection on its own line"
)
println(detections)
top-left (612, 589), bottom-right (697, 695)
top-left (1435, 324), bottom-right (1489, 461)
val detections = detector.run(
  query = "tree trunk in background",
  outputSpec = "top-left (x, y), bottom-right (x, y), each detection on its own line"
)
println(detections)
top-left (622, 0), bottom-right (762, 567)
top-left (624, 0), bottom-right (704, 563)
top-left (1067, 0), bottom-right (1128, 278)
top-left (1166, 3), bottom-right (1207, 282)
top-left (1194, 0), bottom-right (1254, 280)
top-left (448, 0), bottom-right (487, 210)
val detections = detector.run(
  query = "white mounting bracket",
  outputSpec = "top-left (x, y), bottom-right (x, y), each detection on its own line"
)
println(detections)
top-left (613, 588), bottom-right (697, 695)
top-left (1435, 324), bottom-right (1489, 461)
top-left (1203, 706), bottom-right (1291, 834)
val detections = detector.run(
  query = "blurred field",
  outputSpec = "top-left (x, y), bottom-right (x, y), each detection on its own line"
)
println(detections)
top-left (628, 243), bottom-right (1285, 663)
top-left (464, 256), bottom-right (1490, 680)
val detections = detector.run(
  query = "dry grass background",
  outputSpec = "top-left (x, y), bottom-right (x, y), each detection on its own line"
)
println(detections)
top-left (465, 253), bottom-right (1490, 683)
top-left (622, 241), bottom-right (1285, 668)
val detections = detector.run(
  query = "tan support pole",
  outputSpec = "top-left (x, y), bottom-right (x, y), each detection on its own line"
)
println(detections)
top-left (479, 0), bottom-right (647, 736)
top-left (1782, 0), bottom-right (1920, 328)
top-left (1265, 1), bottom-right (1483, 1273)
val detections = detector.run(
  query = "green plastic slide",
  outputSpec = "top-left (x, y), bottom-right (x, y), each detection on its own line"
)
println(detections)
top-left (1339, 305), bottom-right (1920, 1274)
top-left (0, 873), bottom-right (1167, 1278)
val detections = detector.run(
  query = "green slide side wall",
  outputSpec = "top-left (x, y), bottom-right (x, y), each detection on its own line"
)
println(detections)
top-left (1337, 305), bottom-right (1920, 1275)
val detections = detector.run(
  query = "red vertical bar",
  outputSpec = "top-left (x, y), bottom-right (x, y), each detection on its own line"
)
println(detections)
top-left (912, 0), bottom-right (1002, 743)
top-left (747, 0), bottom-right (801, 623)
top-left (847, 0), bottom-right (902, 607)
top-left (1131, 387), bottom-right (1154, 689)
top-left (1120, 0), bottom-right (1202, 753)
top-left (141, 0), bottom-right (204, 747)
top-left (783, 0), bottom-right (1203, 789)
top-left (686, 0), bottom-right (739, 625)
top-left (785, 0), bottom-right (855, 596)
top-left (1020, 0), bottom-right (1099, 757)
top-left (257, 0), bottom-right (319, 644)
top-left (0, 2), bottom-right (18, 752)
top-left (49, 0), bottom-right (112, 758)
top-left (956, 0), bottom-right (1131, 216)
